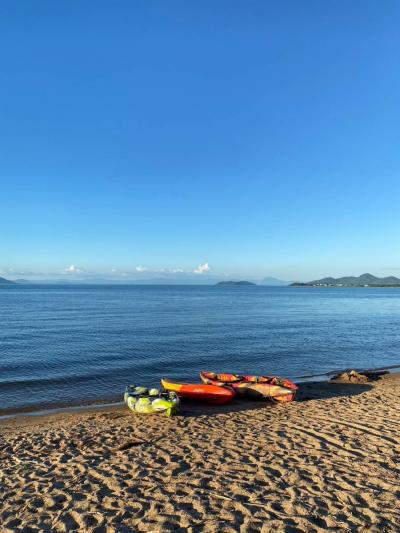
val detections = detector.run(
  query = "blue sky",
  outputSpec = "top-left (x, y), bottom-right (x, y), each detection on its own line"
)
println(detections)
top-left (1, 1), bottom-right (399, 281)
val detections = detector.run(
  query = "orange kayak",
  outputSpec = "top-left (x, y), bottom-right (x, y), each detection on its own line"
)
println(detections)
top-left (161, 378), bottom-right (235, 404)
top-left (200, 371), bottom-right (298, 402)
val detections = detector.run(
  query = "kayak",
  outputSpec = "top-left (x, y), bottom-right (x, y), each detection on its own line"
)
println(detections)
top-left (124, 385), bottom-right (180, 416)
top-left (161, 378), bottom-right (235, 404)
top-left (200, 372), bottom-right (298, 402)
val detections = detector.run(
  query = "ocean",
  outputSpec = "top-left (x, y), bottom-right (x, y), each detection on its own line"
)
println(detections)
top-left (1, 284), bottom-right (399, 414)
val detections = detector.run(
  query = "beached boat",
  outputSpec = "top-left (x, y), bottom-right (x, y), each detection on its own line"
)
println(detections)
top-left (161, 378), bottom-right (235, 404)
top-left (200, 372), bottom-right (298, 402)
top-left (124, 385), bottom-right (180, 416)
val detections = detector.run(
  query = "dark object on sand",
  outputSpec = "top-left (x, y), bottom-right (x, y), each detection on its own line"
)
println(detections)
top-left (330, 369), bottom-right (389, 384)
top-left (331, 370), bottom-right (370, 384)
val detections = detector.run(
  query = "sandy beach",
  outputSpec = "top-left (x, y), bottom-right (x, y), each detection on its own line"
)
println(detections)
top-left (1, 374), bottom-right (399, 532)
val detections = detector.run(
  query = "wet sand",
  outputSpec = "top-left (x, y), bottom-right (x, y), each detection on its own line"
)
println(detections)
top-left (1, 374), bottom-right (399, 532)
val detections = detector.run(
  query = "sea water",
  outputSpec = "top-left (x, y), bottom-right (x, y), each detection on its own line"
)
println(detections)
top-left (1, 284), bottom-right (399, 413)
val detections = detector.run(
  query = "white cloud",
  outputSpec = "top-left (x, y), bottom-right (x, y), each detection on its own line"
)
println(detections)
top-left (135, 265), bottom-right (148, 273)
top-left (65, 265), bottom-right (81, 274)
top-left (193, 262), bottom-right (211, 274)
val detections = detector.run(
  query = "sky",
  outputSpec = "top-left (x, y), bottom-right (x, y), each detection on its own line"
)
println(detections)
top-left (1, 1), bottom-right (399, 282)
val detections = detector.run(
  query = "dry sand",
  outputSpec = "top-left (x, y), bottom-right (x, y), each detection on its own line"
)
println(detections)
top-left (1, 374), bottom-right (399, 532)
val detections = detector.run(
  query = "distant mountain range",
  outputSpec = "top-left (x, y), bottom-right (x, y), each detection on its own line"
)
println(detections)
top-left (291, 273), bottom-right (400, 287)
top-left (215, 281), bottom-right (256, 286)
top-left (4, 273), bottom-right (398, 287)
top-left (260, 277), bottom-right (290, 286)
top-left (0, 276), bottom-right (14, 284)
top-left (1, 275), bottom-right (290, 285)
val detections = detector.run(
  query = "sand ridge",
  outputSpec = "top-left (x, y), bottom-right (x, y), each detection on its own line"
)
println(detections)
top-left (1, 374), bottom-right (400, 532)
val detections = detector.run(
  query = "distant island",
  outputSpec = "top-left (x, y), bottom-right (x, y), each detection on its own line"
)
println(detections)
top-left (260, 276), bottom-right (290, 286)
top-left (215, 280), bottom-right (256, 286)
top-left (291, 273), bottom-right (400, 288)
top-left (0, 276), bottom-right (14, 284)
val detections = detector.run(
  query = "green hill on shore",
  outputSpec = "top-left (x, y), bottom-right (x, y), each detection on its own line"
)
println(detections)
top-left (291, 273), bottom-right (400, 287)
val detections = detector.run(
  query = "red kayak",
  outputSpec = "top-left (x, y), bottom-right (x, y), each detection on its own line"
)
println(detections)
top-left (200, 371), bottom-right (298, 402)
top-left (161, 378), bottom-right (235, 404)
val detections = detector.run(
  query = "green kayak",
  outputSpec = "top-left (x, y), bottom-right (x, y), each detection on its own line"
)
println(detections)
top-left (124, 385), bottom-right (180, 417)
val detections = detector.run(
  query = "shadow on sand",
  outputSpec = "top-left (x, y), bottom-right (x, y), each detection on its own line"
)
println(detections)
top-left (178, 380), bottom-right (374, 418)
top-left (296, 380), bottom-right (372, 401)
